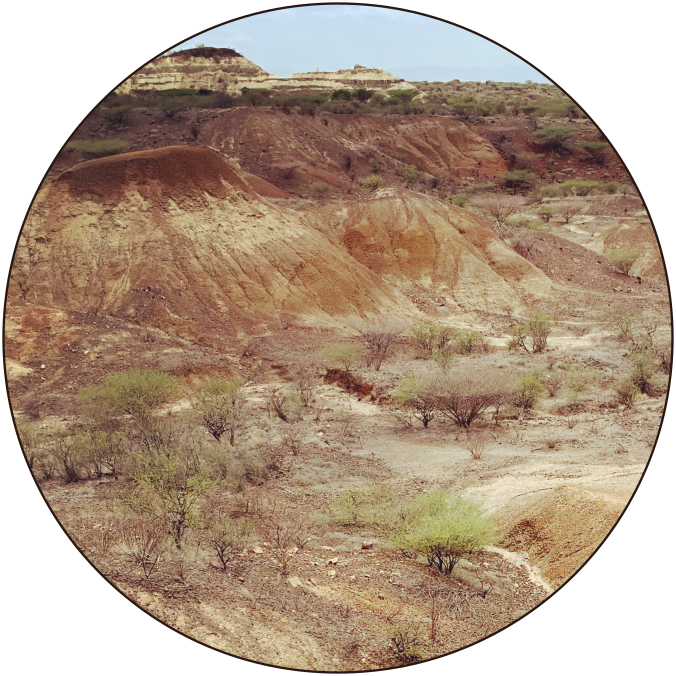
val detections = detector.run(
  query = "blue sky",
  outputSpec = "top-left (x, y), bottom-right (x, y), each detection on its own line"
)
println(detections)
top-left (173, 5), bottom-right (550, 83)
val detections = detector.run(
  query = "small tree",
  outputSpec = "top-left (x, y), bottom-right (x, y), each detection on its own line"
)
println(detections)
top-left (537, 205), bottom-right (553, 223)
top-left (319, 343), bottom-right (364, 374)
top-left (131, 426), bottom-right (215, 548)
top-left (389, 492), bottom-right (496, 575)
top-left (195, 379), bottom-right (247, 445)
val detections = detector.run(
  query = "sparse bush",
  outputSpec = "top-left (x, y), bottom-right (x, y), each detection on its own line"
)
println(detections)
top-left (67, 139), bottom-right (129, 159)
top-left (119, 514), bottom-right (170, 580)
top-left (354, 318), bottom-right (404, 371)
top-left (507, 313), bottom-right (553, 354)
top-left (195, 379), bottom-right (247, 445)
top-left (392, 375), bottom-right (438, 428)
top-left (80, 369), bottom-right (178, 423)
top-left (435, 370), bottom-right (509, 428)
top-left (98, 104), bottom-right (134, 125)
top-left (465, 433), bottom-right (488, 460)
top-left (557, 201), bottom-right (584, 224)
top-left (513, 374), bottom-right (544, 410)
top-left (290, 360), bottom-right (318, 407)
top-left (389, 492), bottom-right (496, 575)
top-left (608, 250), bottom-right (640, 275)
top-left (205, 513), bottom-right (252, 571)
top-left (472, 194), bottom-right (523, 223)
top-left (264, 509), bottom-right (323, 574)
top-left (542, 372), bottom-right (563, 397)
top-left (455, 330), bottom-right (487, 355)
top-left (264, 387), bottom-right (302, 423)
top-left (361, 174), bottom-right (383, 192)
top-left (51, 431), bottom-right (87, 482)
top-left (319, 342), bottom-right (364, 373)
top-left (451, 192), bottom-right (469, 208)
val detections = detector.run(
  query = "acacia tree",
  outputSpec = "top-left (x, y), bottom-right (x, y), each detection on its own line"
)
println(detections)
top-left (434, 371), bottom-right (504, 428)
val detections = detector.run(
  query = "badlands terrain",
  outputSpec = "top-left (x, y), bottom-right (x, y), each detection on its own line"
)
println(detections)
top-left (6, 47), bottom-right (670, 670)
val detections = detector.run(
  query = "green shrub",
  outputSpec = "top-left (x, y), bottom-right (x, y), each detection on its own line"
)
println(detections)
top-left (409, 323), bottom-right (454, 355)
top-left (319, 342), bottom-right (364, 373)
top-left (508, 313), bottom-right (553, 354)
top-left (537, 205), bottom-right (553, 222)
top-left (67, 139), bottom-right (129, 159)
top-left (539, 184), bottom-right (558, 198)
top-left (389, 492), bottom-right (496, 574)
top-left (608, 250), bottom-right (640, 275)
top-left (331, 88), bottom-right (353, 101)
top-left (503, 169), bottom-right (537, 189)
top-left (334, 483), bottom-right (396, 528)
top-left (558, 179), bottom-right (599, 196)
top-left (533, 125), bottom-right (576, 150)
top-left (98, 105), bottom-right (134, 125)
top-left (310, 181), bottom-right (332, 196)
top-left (361, 174), bottom-right (383, 192)
top-left (513, 374), bottom-right (544, 410)
top-left (354, 88), bottom-right (374, 101)
top-left (389, 624), bottom-right (426, 661)
top-left (630, 352), bottom-right (656, 394)
top-left (80, 369), bottom-right (178, 422)
top-left (451, 192), bottom-right (469, 208)
top-left (600, 181), bottom-right (620, 194)
top-left (401, 164), bottom-right (420, 183)
top-left (194, 379), bottom-right (247, 445)
top-left (578, 140), bottom-right (610, 164)
top-left (615, 376), bottom-right (639, 408)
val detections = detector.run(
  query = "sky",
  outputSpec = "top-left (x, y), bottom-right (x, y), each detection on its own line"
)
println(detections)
top-left (173, 5), bottom-right (550, 83)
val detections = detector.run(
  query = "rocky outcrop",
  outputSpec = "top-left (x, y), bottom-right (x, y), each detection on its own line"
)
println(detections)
top-left (117, 50), bottom-right (413, 94)
top-left (117, 47), bottom-right (269, 94)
